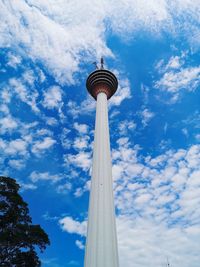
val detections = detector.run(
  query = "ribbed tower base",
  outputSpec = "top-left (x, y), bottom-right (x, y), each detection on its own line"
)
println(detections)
top-left (84, 92), bottom-right (119, 267)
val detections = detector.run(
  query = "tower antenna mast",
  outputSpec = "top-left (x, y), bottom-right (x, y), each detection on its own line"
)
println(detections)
top-left (166, 257), bottom-right (171, 267)
top-left (100, 57), bottom-right (104, 69)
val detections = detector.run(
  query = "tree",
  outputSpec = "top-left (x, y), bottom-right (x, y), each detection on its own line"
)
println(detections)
top-left (0, 176), bottom-right (50, 267)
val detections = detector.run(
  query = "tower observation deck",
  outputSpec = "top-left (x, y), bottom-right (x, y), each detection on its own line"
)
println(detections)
top-left (86, 69), bottom-right (118, 100)
top-left (84, 61), bottom-right (119, 267)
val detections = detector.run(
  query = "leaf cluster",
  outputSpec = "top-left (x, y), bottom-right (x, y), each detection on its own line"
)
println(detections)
top-left (0, 176), bottom-right (50, 267)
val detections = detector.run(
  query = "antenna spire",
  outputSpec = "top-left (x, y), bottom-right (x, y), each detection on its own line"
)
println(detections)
top-left (100, 57), bottom-right (104, 69)
top-left (92, 61), bottom-right (99, 70)
top-left (166, 257), bottom-right (170, 267)
top-left (92, 57), bottom-right (105, 70)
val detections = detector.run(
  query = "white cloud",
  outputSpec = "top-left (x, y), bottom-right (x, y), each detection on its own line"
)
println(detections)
top-left (60, 128), bottom-right (71, 149)
top-left (67, 98), bottom-right (96, 118)
top-left (0, 89), bottom-right (11, 104)
top-left (6, 52), bottom-right (21, 68)
top-left (42, 212), bottom-right (59, 222)
top-left (117, 216), bottom-right (200, 267)
top-left (0, 0), bottom-right (112, 84)
top-left (56, 183), bottom-right (72, 194)
top-left (0, 116), bottom-right (18, 134)
top-left (36, 128), bottom-right (53, 137)
top-left (22, 70), bottom-right (35, 85)
top-left (42, 86), bottom-right (63, 109)
top-left (0, 117), bottom-right (54, 170)
top-left (66, 151), bottom-right (91, 172)
top-left (182, 110), bottom-right (200, 130)
top-left (29, 171), bottom-right (62, 183)
top-left (156, 66), bottom-right (200, 93)
top-left (156, 55), bottom-right (183, 73)
top-left (114, 1), bottom-right (169, 34)
top-left (20, 182), bottom-right (37, 191)
top-left (118, 120), bottom-right (136, 135)
top-left (140, 108), bottom-right (155, 126)
top-left (73, 122), bottom-right (88, 134)
top-left (73, 137), bottom-right (89, 150)
top-left (112, 141), bottom-right (200, 226)
top-left (74, 180), bottom-right (91, 198)
top-left (0, 138), bottom-right (28, 156)
top-left (45, 117), bottom-right (58, 126)
top-left (32, 137), bottom-right (56, 154)
top-left (1, 0), bottom-right (199, 84)
top-left (182, 128), bottom-right (189, 138)
top-left (59, 216), bottom-right (87, 236)
top-left (75, 240), bottom-right (84, 250)
top-left (155, 53), bottom-right (200, 102)
top-left (9, 78), bottom-right (39, 113)
top-left (165, 55), bottom-right (182, 70)
top-left (8, 159), bottom-right (26, 170)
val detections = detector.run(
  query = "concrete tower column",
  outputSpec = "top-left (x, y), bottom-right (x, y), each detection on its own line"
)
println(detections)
top-left (84, 67), bottom-right (119, 267)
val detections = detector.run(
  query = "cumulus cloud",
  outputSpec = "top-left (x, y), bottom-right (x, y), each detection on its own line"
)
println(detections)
top-left (155, 53), bottom-right (200, 102)
top-left (0, 89), bottom-right (11, 104)
top-left (32, 137), bottom-right (56, 154)
top-left (59, 216), bottom-right (87, 236)
top-left (1, 0), bottom-right (200, 84)
top-left (0, 138), bottom-right (28, 156)
top-left (29, 171), bottom-right (62, 183)
top-left (66, 151), bottom-right (92, 172)
top-left (42, 86), bottom-right (63, 109)
top-left (140, 108), bottom-right (155, 126)
top-left (20, 182), bottom-right (37, 191)
top-left (9, 77), bottom-right (40, 113)
top-left (0, 0), bottom-right (112, 84)
top-left (156, 55), bottom-right (183, 73)
top-left (0, 115), bottom-right (18, 134)
top-left (75, 240), bottom-right (85, 250)
top-left (74, 180), bottom-right (91, 198)
top-left (56, 183), bottom-right (72, 194)
top-left (112, 141), bottom-right (200, 226)
top-left (165, 55), bottom-right (182, 70)
top-left (8, 159), bottom-right (26, 170)
top-left (62, 141), bottom-right (200, 267)
top-left (117, 216), bottom-right (200, 267)
top-left (73, 122), bottom-right (89, 134)
top-left (45, 117), bottom-right (58, 126)
top-left (156, 66), bottom-right (200, 93)
top-left (73, 136), bottom-right (89, 150)
top-left (66, 98), bottom-right (96, 118)
top-left (6, 52), bottom-right (21, 68)
top-left (118, 120), bottom-right (136, 135)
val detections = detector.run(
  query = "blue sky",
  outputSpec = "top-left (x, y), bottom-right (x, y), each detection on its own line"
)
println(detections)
top-left (0, 1), bottom-right (200, 266)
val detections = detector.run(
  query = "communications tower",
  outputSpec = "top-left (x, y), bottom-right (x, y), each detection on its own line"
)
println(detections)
top-left (84, 59), bottom-right (119, 267)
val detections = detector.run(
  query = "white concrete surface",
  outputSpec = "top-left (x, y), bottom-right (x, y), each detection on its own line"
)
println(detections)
top-left (84, 92), bottom-right (119, 267)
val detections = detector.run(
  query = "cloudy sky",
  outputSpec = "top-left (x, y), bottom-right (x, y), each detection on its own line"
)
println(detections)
top-left (1, 0), bottom-right (200, 266)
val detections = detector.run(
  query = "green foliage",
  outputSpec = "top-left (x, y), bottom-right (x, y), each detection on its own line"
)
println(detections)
top-left (0, 176), bottom-right (50, 267)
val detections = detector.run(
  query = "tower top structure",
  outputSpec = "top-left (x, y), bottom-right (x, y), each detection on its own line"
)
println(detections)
top-left (84, 59), bottom-right (119, 267)
top-left (86, 58), bottom-right (118, 100)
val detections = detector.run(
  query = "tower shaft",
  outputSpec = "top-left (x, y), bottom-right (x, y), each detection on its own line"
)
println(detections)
top-left (84, 92), bottom-right (119, 267)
